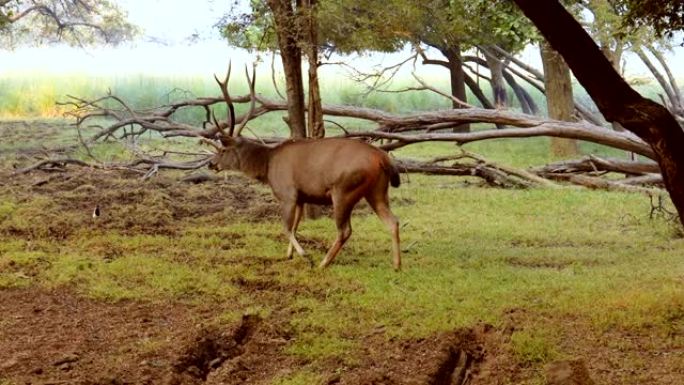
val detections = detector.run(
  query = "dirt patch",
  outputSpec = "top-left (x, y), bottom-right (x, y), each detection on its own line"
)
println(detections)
top-left (0, 287), bottom-right (503, 385)
top-left (3, 286), bottom-right (679, 385)
top-left (0, 287), bottom-right (198, 384)
top-left (334, 325), bottom-right (491, 385)
top-left (0, 287), bottom-right (298, 385)
top-left (168, 314), bottom-right (261, 384)
top-left (0, 169), bottom-right (280, 239)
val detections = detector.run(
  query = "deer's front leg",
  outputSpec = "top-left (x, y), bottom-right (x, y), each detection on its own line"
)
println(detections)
top-left (286, 203), bottom-right (304, 258)
top-left (282, 201), bottom-right (305, 257)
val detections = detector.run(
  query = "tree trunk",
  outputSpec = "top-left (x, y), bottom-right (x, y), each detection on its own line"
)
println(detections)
top-left (267, 0), bottom-right (307, 138)
top-left (482, 48), bottom-right (508, 108)
top-left (540, 40), bottom-right (578, 157)
top-left (300, 0), bottom-right (324, 219)
top-left (302, 0), bottom-right (324, 139)
top-left (463, 73), bottom-right (494, 110)
top-left (503, 69), bottom-right (538, 115)
top-left (648, 46), bottom-right (683, 115)
top-left (513, 0), bottom-right (684, 225)
top-left (441, 45), bottom-right (470, 133)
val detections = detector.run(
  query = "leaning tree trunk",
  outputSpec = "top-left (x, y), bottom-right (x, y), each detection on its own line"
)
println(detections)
top-left (267, 0), bottom-right (307, 138)
top-left (540, 40), bottom-right (578, 157)
top-left (482, 47), bottom-right (508, 108)
top-left (463, 73), bottom-right (495, 110)
top-left (442, 45), bottom-right (470, 133)
top-left (513, 0), bottom-right (684, 226)
top-left (302, 0), bottom-right (324, 139)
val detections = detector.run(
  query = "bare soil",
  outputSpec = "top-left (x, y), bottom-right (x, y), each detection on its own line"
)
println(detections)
top-left (0, 286), bottom-right (519, 385)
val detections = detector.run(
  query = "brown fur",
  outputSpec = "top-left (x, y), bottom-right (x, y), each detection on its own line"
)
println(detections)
top-left (209, 137), bottom-right (401, 270)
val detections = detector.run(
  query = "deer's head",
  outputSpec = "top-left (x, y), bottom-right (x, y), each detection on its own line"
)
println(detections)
top-left (204, 62), bottom-right (256, 172)
top-left (207, 136), bottom-right (242, 171)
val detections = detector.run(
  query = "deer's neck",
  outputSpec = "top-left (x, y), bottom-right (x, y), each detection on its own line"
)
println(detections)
top-left (236, 141), bottom-right (272, 183)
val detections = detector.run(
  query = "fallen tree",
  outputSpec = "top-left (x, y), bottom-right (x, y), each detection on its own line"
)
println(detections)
top-left (7, 71), bottom-right (666, 200)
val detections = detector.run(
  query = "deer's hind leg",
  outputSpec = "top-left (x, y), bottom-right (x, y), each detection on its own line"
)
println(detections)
top-left (366, 186), bottom-right (401, 271)
top-left (319, 187), bottom-right (364, 269)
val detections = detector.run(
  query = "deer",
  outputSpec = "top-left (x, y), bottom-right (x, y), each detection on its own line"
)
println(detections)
top-left (203, 64), bottom-right (402, 270)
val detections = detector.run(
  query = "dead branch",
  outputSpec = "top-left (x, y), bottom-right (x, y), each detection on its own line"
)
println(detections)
top-left (542, 173), bottom-right (660, 195)
top-left (52, 68), bottom-right (667, 191)
top-left (396, 158), bottom-right (535, 189)
top-left (621, 174), bottom-right (663, 186)
top-left (344, 122), bottom-right (653, 159)
top-left (12, 158), bottom-right (95, 175)
top-left (461, 151), bottom-right (559, 188)
top-left (411, 73), bottom-right (476, 109)
top-left (531, 155), bottom-right (660, 175)
top-left (11, 156), bottom-right (210, 180)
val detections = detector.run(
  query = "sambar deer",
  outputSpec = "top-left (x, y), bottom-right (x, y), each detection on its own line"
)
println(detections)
top-left (204, 65), bottom-right (402, 270)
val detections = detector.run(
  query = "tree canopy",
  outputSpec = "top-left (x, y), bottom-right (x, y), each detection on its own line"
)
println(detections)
top-left (219, 0), bottom-right (536, 56)
top-left (610, 0), bottom-right (684, 39)
top-left (0, 0), bottom-right (136, 49)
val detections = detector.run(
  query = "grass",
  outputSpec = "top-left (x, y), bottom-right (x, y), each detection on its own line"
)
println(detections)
top-left (0, 71), bottom-right (453, 119)
top-left (510, 329), bottom-right (560, 365)
top-left (2, 169), bottom-right (682, 345)
top-left (2, 164), bottom-right (682, 385)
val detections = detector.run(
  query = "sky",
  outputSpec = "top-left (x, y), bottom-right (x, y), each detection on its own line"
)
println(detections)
top-left (0, 0), bottom-right (682, 80)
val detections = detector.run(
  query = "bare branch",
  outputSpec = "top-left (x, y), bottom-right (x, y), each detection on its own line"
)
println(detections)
top-left (344, 121), bottom-right (653, 159)
top-left (11, 156), bottom-right (211, 180)
top-left (411, 72), bottom-right (476, 108)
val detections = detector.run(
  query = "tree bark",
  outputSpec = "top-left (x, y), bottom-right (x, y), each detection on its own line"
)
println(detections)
top-left (463, 73), bottom-right (494, 110)
top-left (648, 46), bottom-right (683, 115)
top-left (540, 41), bottom-right (578, 157)
top-left (635, 47), bottom-right (678, 112)
top-left (267, 0), bottom-right (307, 138)
top-left (503, 69), bottom-right (538, 115)
top-left (441, 45), bottom-right (470, 132)
top-left (481, 47), bottom-right (508, 108)
top-left (513, 0), bottom-right (684, 225)
top-left (302, 0), bottom-right (324, 139)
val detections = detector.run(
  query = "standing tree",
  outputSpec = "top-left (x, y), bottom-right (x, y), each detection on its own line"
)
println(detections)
top-left (265, 0), bottom-right (308, 138)
top-left (541, 41), bottom-right (578, 157)
top-left (222, 0), bottom-right (323, 139)
top-left (512, 0), bottom-right (684, 224)
top-left (301, 0), bottom-right (323, 138)
top-left (0, 0), bottom-right (135, 48)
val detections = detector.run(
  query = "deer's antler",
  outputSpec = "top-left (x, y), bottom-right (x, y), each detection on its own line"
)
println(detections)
top-left (235, 63), bottom-right (257, 137)
top-left (214, 62), bottom-right (235, 140)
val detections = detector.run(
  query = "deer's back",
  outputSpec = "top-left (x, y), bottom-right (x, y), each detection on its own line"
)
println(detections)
top-left (267, 138), bottom-right (391, 201)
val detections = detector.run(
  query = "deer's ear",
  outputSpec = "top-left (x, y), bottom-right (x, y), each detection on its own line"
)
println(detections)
top-left (219, 135), bottom-right (235, 146)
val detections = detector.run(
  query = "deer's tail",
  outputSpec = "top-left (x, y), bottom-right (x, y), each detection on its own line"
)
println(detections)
top-left (388, 162), bottom-right (401, 188)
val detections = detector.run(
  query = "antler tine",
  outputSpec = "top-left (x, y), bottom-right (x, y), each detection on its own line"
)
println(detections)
top-left (235, 62), bottom-right (257, 137)
top-left (199, 137), bottom-right (222, 151)
top-left (213, 61), bottom-right (236, 137)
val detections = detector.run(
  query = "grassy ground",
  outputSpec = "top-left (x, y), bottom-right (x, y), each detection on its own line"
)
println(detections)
top-left (1, 117), bottom-right (683, 383)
